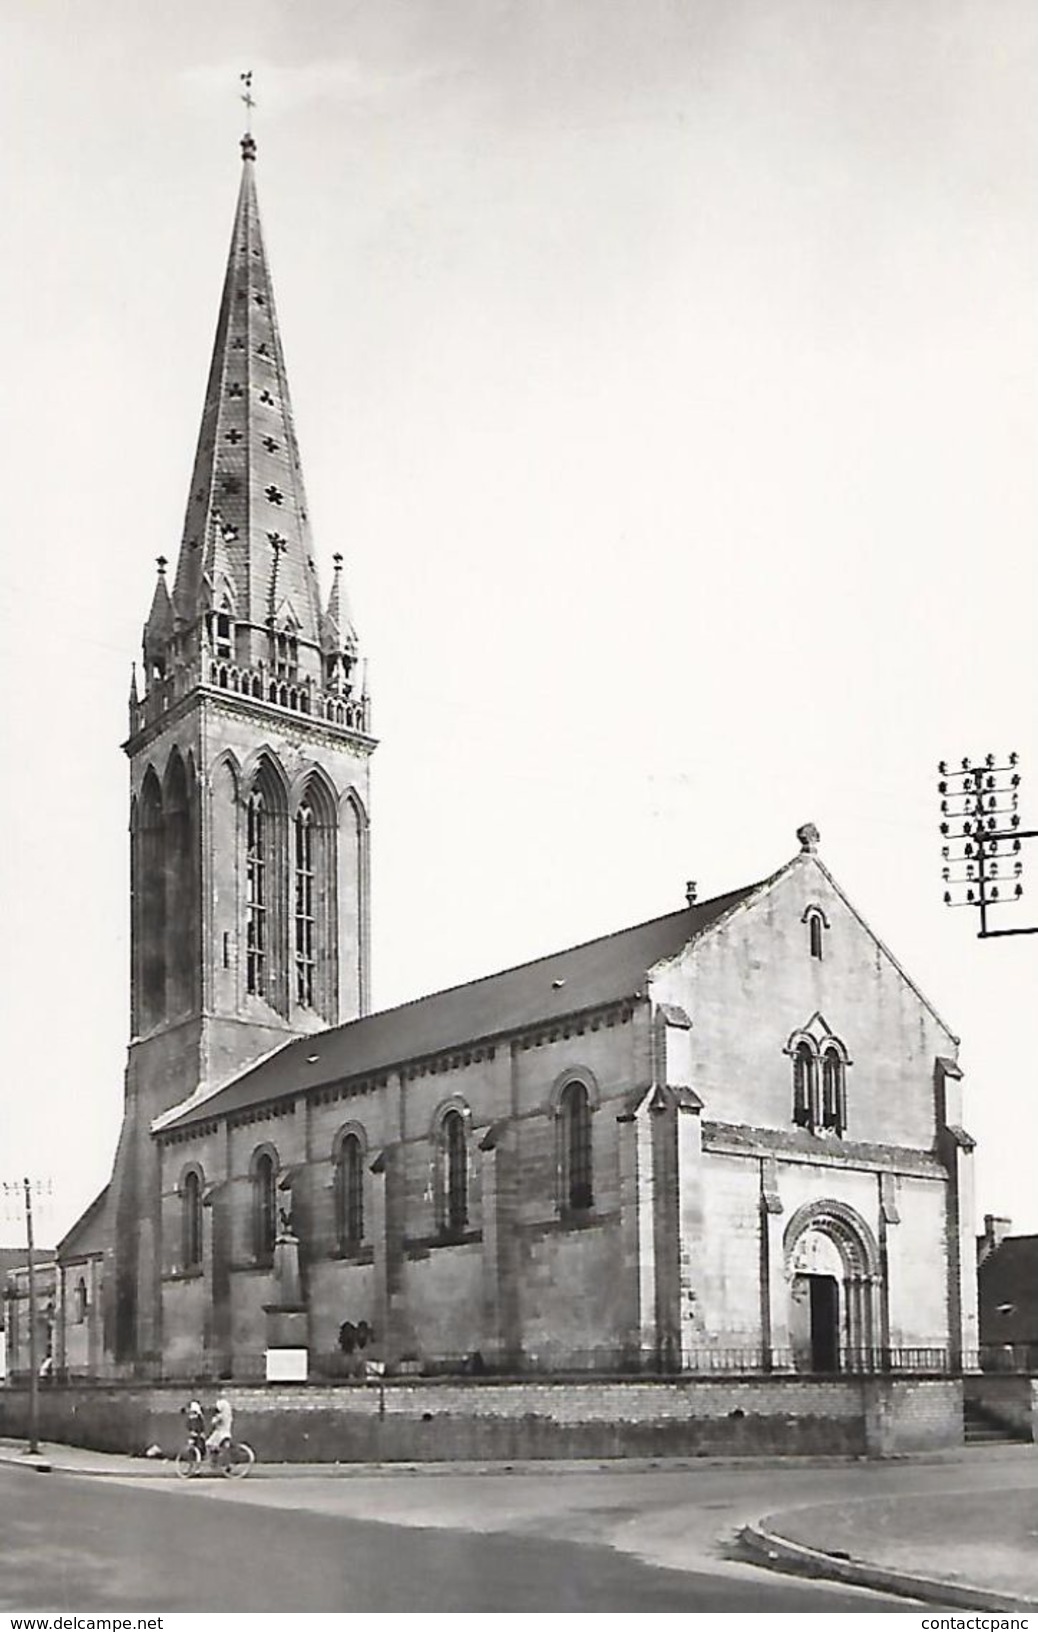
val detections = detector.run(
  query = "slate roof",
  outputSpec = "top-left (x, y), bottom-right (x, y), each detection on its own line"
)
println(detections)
top-left (159, 879), bottom-right (763, 1133)
top-left (979, 1234), bottom-right (1038, 1345)
top-left (57, 1186), bottom-right (110, 1261)
top-left (0, 1247), bottom-right (55, 1278)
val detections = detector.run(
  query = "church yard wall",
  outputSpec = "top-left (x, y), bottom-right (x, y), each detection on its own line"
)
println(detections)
top-left (0, 1374), bottom-right (964, 1461)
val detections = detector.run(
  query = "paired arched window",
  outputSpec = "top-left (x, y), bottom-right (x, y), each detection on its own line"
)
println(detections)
top-left (559, 1080), bottom-right (593, 1211)
top-left (252, 1149), bottom-right (278, 1263)
top-left (181, 1168), bottom-right (203, 1270)
top-left (240, 762), bottom-right (346, 1022)
top-left (246, 791), bottom-right (268, 997)
top-left (440, 1109), bottom-right (468, 1235)
top-left (791, 1033), bottom-right (849, 1135)
top-left (335, 1132), bottom-right (365, 1251)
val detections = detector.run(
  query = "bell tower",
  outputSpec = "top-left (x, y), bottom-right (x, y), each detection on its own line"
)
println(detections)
top-left (106, 134), bottom-right (375, 1367)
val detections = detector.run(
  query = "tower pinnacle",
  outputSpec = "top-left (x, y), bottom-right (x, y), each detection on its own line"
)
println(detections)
top-left (131, 135), bottom-right (369, 740)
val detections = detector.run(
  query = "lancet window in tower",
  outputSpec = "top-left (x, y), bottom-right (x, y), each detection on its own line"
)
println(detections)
top-left (294, 803), bottom-right (315, 1007)
top-left (246, 791), bottom-right (268, 996)
top-left (214, 610), bottom-right (232, 661)
top-left (274, 631), bottom-right (298, 679)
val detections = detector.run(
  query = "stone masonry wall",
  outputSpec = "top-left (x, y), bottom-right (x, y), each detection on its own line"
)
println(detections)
top-left (0, 1375), bottom-right (963, 1462)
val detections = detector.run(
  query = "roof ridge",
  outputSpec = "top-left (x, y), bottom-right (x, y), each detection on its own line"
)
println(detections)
top-left (334, 881), bottom-right (763, 1026)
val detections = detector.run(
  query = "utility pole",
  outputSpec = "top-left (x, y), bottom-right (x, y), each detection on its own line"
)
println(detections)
top-left (939, 753), bottom-right (1038, 938)
top-left (2, 1178), bottom-right (51, 1456)
top-left (24, 1179), bottom-right (39, 1455)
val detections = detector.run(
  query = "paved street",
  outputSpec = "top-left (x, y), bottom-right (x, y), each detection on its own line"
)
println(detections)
top-left (0, 1462), bottom-right (909, 1613)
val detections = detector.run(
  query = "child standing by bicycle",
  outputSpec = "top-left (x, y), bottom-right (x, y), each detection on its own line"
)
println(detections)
top-left (205, 1395), bottom-right (234, 1458)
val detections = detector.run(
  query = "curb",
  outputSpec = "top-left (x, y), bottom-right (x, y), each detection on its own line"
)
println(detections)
top-left (738, 1521), bottom-right (1037, 1613)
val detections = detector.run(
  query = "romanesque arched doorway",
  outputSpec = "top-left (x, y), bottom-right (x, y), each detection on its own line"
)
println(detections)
top-left (783, 1200), bottom-right (882, 1373)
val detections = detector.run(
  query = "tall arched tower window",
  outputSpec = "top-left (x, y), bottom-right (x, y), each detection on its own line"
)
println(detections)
top-left (293, 771), bottom-right (340, 1021)
top-left (560, 1080), bottom-right (593, 1211)
top-left (164, 750), bottom-right (195, 1018)
top-left (136, 767), bottom-right (167, 1028)
top-left (294, 803), bottom-right (315, 1007)
top-left (246, 791), bottom-right (267, 997)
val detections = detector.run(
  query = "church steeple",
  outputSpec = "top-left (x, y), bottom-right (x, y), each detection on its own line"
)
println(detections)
top-left (132, 134), bottom-right (368, 736)
top-left (110, 124), bottom-right (375, 1371)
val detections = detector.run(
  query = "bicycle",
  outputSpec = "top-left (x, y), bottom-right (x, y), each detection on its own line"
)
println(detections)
top-left (175, 1437), bottom-right (256, 1479)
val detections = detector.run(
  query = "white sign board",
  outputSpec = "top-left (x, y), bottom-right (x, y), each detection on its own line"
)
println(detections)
top-left (265, 1347), bottom-right (308, 1382)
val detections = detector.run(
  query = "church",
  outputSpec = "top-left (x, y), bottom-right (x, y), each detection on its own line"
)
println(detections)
top-left (38, 135), bottom-right (977, 1386)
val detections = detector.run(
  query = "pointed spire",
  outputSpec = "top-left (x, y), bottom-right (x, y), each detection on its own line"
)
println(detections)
top-left (169, 135), bottom-right (329, 674)
top-left (132, 132), bottom-right (370, 738)
top-left (324, 551), bottom-right (358, 651)
top-left (143, 556), bottom-right (175, 675)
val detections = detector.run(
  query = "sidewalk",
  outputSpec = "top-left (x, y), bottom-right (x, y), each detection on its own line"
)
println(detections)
top-left (742, 1481), bottom-right (1038, 1612)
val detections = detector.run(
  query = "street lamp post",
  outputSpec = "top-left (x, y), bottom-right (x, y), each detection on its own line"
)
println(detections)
top-left (939, 754), bottom-right (1038, 939)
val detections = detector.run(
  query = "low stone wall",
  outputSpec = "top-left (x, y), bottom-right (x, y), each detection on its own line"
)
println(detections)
top-left (0, 1375), bottom-right (963, 1462)
top-left (861, 1377), bottom-right (964, 1455)
top-left (964, 1373), bottom-right (1037, 1441)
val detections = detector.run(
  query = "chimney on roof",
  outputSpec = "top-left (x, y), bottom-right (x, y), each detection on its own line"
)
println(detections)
top-left (685, 880), bottom-right (698, 907)
top-left (979, 1214), bottom-right (1012, 1264)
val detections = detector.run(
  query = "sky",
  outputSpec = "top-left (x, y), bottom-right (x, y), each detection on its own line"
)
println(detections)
top-left (0, 0), bottom-right (1035, 1244)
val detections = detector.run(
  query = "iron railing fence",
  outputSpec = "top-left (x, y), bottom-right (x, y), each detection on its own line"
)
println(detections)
top-left (15, 1345), bottom-right (1028, 1387)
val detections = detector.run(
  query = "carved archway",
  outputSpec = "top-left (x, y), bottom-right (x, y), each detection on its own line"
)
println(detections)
top-left (783, 1200), bottom-right (882, 1372)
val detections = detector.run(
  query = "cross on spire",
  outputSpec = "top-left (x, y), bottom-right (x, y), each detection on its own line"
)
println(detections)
top-left (240, 70), bottom-right (255, 133)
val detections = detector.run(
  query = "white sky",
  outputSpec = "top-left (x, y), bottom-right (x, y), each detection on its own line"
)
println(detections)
top-left (0, 0), bottom-right (1035, 1245)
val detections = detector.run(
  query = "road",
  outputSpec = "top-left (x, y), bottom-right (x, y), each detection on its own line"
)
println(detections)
top-left (0, 1463), bottom-right (910, 1613)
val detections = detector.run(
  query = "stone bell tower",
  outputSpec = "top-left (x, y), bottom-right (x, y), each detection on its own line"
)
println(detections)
top-left (105, 133), bottom-right (375, 1368)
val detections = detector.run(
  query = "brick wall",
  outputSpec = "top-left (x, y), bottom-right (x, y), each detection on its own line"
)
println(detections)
top-left (861, 1377), bottom-right (963, 1454)
top-left (0, 1374), bottom-right (962, 1462)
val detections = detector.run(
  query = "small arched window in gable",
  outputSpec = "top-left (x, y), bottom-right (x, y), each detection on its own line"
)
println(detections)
top-left (793, 1040), bottom-right (818, 1130)
top-left (182, 1169), bottom-right (203, 1270)
top-left (336, 1132), bottom-right (364, 1251)
top-left (559, 1080), bottom-right (593, 1212)
top-left (252, 1149), bottom-right (277, 1263)
top-left (74, 1277), bottom-right (88, 1325)
top-left (822, 1047), bottom-right (847, 1135)
top-left (441, 1110), bottom-right (468, 1235)
top-left (803, 905), bottom-right (829, 961)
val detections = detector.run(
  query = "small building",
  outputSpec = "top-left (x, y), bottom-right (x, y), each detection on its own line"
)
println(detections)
top-left (1, 1248), bottom-right (56, 1381)
top-left (977, 1215), bottom-right (1038, 1371)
